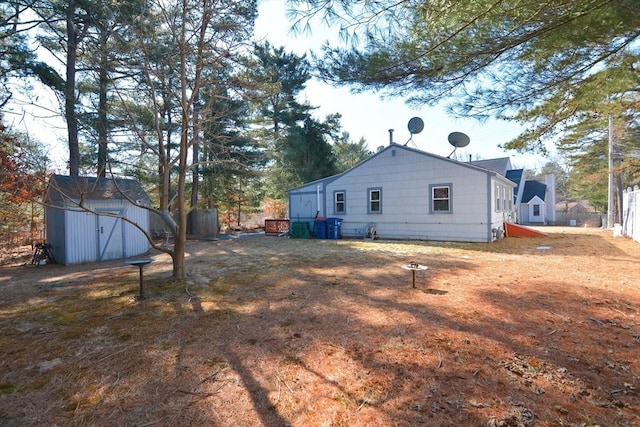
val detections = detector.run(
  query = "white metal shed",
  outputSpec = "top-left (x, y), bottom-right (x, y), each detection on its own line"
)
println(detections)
top-left (45, 175), bottom-right (150, 264)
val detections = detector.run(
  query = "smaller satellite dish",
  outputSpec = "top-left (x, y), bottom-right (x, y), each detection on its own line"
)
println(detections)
top-left (407, 117), bottom-right (424, 135)
top-left (448, 131), bottom-right (470, 148)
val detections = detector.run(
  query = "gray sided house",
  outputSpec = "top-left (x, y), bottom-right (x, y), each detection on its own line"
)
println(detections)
top-left (503, 169), bottom-right (556, 225)
top-left (472, 158), bottom-right (557, 225)
top-left (287, 144), bottom-right (517, 243)
top-left (45, 175), bottom-right (151, 265)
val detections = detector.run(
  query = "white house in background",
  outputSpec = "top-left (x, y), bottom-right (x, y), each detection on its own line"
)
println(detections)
top-left (45, 175), bottom-right (151, 265)
top-left (287, 144), bottom-right (517, 243)
top-left (470, 159), bottom-right (556, 225)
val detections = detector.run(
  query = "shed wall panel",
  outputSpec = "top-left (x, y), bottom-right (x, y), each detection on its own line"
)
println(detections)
top-left (65, 210), bottom-right (98, 264)
top-left (123, 205), bottom-right (150, 257)
top-left (45, 206), bottom-right (67, 264)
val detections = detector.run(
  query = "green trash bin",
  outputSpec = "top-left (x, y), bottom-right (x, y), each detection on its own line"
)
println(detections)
top-left (291, 222), bottom-right (311, 239)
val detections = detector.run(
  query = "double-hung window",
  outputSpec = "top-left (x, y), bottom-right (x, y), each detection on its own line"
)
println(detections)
top-left (368, 188), bottom-right (382, 214)
top-left (430, 184), bottom-right (452, 213)
top-left (334, 191), bottom-right (345, 214)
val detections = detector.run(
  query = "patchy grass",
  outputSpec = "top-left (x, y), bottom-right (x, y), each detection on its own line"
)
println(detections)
top-left (0, 227), bottom-right (639, 426)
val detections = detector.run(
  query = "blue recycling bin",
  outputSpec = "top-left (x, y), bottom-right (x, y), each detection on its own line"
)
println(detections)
top-left (326, 217), bottom-right (343, 239)
top-left (314, 218), bottom-right (327, 239)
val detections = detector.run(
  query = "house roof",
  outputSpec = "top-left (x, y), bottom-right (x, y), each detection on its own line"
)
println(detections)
top-left (287, 144), bottom-right (515, 193)
top-left (505, 169), bottom-right (524, 200)
top-left (555, 200), bottom-right (597, 213)
top-left (505, 169), bottom-right (523, 186)
top-left (521, 180), bottom-right (547, 204)
top-left (469, 157), bottom-right (512, 175)
top-left (46, 175), bottom-right (150, 203)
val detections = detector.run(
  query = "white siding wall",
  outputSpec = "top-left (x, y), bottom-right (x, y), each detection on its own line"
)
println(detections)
top-left (288, 145), bottom-right (516, 242)
top-left (490, 177), bottom-right (515, 237)
top-left (289, 182), bottom-right (325, 225)
top-left (324, 147), bottom-right (503, 242)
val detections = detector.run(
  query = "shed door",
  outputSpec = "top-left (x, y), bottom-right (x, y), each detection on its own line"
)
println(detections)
top-left (98, 214), bottom-right (124, 261)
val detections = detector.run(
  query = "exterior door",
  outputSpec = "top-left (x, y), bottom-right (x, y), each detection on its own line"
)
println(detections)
top-left (98, 213), bottom-right (123, 260)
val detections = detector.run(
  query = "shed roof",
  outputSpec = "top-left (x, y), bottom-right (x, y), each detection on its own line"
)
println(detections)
top-left (46, 175), bottom-right (150, 203)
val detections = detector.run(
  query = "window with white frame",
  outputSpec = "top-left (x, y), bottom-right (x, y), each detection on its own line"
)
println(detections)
top-left (368, 188), bottom-right (381, 213)
top-left (430, 184), bottom-right (452, 213)
top-left (334, 191), bottom-right (345, 214)
top-left (495, 184), bottom-right (501, 212)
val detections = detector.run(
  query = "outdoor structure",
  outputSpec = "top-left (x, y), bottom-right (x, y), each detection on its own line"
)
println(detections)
top-left (515, 176), bottom-right (556, 224)
top-left (473, 158), bottom-right (556, 225)
top-left (149, 208), bottom-right (218, 238)
top-left (553, 200), bottom-right (601, 227)
top-left (556, 200), bottom-right (596, 214)
top-left (287, 144), bottom-right (517, 243)
top-left (45, 175), bottom-right (151, 265)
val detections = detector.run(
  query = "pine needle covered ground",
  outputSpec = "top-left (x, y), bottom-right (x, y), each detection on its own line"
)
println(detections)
top-left (1, 227), bottom-right (638, 426)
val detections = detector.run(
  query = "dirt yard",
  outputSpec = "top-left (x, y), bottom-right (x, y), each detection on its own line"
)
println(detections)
top-left (0, 227), bottom-right (639, 426)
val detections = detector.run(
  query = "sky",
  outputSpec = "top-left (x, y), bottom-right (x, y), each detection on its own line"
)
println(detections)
top-left (254, 0), bottom-right (552, 170)
top-left (5, 0), bottom-right (551, 172)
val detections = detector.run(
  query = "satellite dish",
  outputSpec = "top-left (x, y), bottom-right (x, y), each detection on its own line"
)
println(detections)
top-left (404, 117), bottom-right (424, 147)
top-left (407, 117), bottom-right (424, 135)
top-left (446, 131), bottom-right (470, 158)
top-left (448, 131), bottom-right (470, 148)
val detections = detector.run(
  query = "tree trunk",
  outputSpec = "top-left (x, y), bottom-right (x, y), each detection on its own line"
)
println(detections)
top-left (164, 82), bottom-right (173, 199)
top-left (97, 43), bottom-right (108, 177)
top-left (188, 89), bottom-right (200, 235)
top-left (172, 3), bottom-right (190, 281)
top-left (66, 0), bottom-right (79, 177)
top-left (172, 221), bottom-right (186, 279)
top-left (236, 179), bottom-right (242, 227)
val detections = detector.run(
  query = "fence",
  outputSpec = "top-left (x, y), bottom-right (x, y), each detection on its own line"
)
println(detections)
top-left (149, 208), bottom-right (219, 237)
top-left (554, 212), bottom-right (603, 227)
top-left (622, 186), bottom-right (640, 242)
